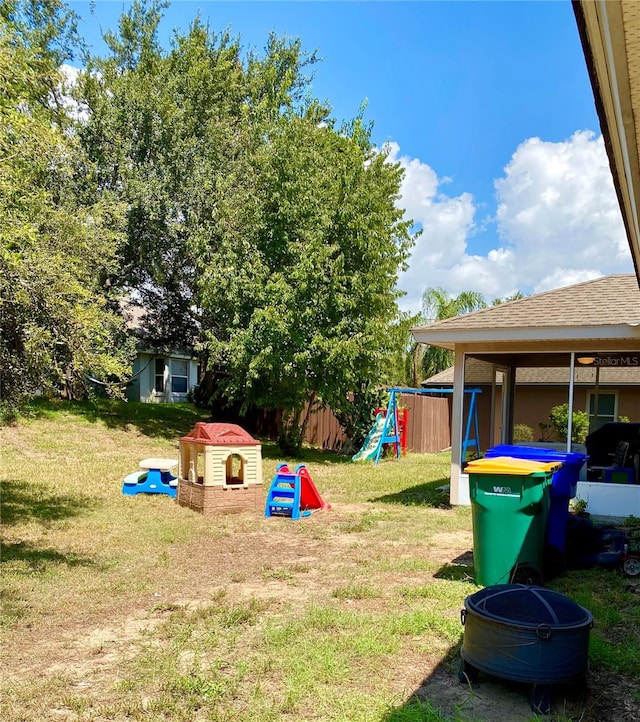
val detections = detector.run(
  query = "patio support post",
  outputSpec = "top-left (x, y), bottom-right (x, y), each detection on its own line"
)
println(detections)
top-left (450, 348), bottom-right (466, 505)
top-left (506, 364), bottom-right (516, 444)
top-left (500, 366), bottom-right (509, 444)
top-left (594, 364), bottom-right (601, 431)
top-left (489, 364), bottom-right (497, 448)
top-left (567, 352), bottom-right (576, 452)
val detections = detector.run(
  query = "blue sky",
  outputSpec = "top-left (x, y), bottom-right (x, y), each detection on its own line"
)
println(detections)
top-left (67, 0), bottom-right (634, 313)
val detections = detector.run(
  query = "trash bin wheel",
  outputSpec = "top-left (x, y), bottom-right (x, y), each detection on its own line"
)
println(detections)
top-left (457, 656), bottom-right (479, 685)
top-left (622, 556), bottom-right (640, 577)
top-left (529, 682), bottom-right (552, 715)
top-left (510, 562), bottom-right (544, 586)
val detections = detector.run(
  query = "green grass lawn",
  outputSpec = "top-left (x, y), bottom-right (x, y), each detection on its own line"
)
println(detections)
top-left (1, 399), bottom-right (639, 722)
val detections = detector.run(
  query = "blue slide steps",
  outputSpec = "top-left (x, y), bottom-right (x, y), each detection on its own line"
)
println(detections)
top-left (264, 463), bottom-right (312, 520)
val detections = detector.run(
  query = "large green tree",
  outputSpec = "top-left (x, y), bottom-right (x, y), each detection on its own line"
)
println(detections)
top-left (77, 2), bottom-right (321, 350)
top-left (78, 0), bottom-right (416, 452)
top-left (200, 113), bottom-right (415, 451)
top-left (0, 0), bottom-right (134, 411)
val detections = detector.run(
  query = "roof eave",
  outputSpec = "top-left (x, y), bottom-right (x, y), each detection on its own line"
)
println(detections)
top-left (573, 0), bottom-right (640, 282)
top-left (412, 323), bottom-right (640, 348)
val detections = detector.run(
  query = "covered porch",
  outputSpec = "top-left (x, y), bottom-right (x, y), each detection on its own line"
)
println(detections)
top-left (412, 275), bottom-right (640, 517)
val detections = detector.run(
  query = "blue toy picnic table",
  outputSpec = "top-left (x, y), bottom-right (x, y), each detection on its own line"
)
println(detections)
top-left (122, 457), bottom-right (179, 498)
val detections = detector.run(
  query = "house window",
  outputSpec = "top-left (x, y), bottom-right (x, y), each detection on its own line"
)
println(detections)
top-left (587, 391), bottom-right (618, 432)
top-left (171, 359), bottom-right (189, 394)
top-left (154, 358), bottom-right (165, 393)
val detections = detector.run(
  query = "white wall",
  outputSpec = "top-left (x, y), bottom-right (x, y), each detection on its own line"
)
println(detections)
top-left (575, 481), bottom-right (640, 518)
top-left (135, 352), bottom-right (199, 403)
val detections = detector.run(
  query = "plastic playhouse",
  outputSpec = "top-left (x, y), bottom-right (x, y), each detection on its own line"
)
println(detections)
top-left (176, 422), bottom-right (263, 515)
top-left (264, 463), bottom-right (331, 519)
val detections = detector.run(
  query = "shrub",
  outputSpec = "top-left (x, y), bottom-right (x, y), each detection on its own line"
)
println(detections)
top-left (549, 403), bottom-right (589, 444)
top-left (0, 401), bottom-right (18, 425)
top-left (513, 424), bottom-right (535, 442)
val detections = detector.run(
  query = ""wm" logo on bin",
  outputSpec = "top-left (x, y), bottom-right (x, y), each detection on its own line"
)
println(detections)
top-left (492, 486), bottom-right (513, 494)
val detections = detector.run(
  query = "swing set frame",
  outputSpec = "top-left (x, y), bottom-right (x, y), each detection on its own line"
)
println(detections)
top-left (371, 386), bottom-right (482, 465)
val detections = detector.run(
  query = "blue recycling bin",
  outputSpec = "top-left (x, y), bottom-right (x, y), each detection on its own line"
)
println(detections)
top-left (485, 445), bottom-right (587, 561)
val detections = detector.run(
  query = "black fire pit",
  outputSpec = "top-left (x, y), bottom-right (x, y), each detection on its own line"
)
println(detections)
top-left (458, 584), bottom-right (593, 714)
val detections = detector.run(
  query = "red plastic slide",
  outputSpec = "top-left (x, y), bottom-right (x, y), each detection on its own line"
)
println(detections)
top-left (297, 464), bottom-right (331, 511)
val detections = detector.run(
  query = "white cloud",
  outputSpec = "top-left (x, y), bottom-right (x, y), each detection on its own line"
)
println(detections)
top-left (393, 131), bottom-right (633, 314)
top-left (494, 131), bottom-right (630, 288)
top-left (387, 142), bottom-right (477, 311)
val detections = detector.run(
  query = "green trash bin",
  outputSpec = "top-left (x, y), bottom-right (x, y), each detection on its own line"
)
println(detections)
top-left (465, 456), bottom-right (559, 587)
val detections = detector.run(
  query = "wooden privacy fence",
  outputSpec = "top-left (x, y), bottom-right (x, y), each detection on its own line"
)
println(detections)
top-left (303, 404), bottom-right (347, 451)
top-left (303, 392), bottom-right (451, 454)
top-left (401, 393), bottom-right (451, 453)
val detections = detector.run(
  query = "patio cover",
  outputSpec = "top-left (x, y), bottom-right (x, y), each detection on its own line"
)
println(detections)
top-left (411, 274), bottom-right (640, 504)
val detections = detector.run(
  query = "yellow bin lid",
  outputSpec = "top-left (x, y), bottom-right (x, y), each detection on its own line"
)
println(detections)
top-left (465, 456), bottom-right (560, 475)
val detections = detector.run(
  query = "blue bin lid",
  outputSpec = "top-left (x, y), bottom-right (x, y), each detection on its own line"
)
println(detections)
top-left (486, 445), bottom-right (587, 466)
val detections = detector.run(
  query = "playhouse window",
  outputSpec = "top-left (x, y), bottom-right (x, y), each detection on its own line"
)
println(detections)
top-left (154, 358), bottom-right (165, 393)
top-left (187, 445), bottom-right (205, 483)
top-left (171, 359), bottom-right (189, 393)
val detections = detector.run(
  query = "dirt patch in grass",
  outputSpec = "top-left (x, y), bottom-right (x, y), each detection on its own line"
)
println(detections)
top-left (3, 408), bottom-right (640, 721)
top-left (4, 501), bottom-right (637, 721)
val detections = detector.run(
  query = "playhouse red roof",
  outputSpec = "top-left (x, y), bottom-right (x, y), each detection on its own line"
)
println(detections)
top-left (180, 422), bottom-right (260, 446)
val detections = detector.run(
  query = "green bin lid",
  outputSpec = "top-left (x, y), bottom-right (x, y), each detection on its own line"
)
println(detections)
top-left (465, 456), bottom-right (560, 475)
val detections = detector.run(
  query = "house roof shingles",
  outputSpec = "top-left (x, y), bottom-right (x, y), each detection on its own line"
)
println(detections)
top-left (423, 358), bottom-right (640, 386)
top-left (413, 275), bottom-right (640, 334)
top-left (411, 275), bottom-right (640, 356)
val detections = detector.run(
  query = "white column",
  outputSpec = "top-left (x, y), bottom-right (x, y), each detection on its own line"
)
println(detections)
top-left (450, 348), bottom-right (467, 505)
top-left (567, 352), bottom-right (576, 452)
top-left (489, 363), bottom-right (497, 447)
top-left (500, 366), bottom-right (510, 444)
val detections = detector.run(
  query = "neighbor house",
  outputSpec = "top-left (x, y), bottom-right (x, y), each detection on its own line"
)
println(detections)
top-left (122, 304), bottom-right (199, 404)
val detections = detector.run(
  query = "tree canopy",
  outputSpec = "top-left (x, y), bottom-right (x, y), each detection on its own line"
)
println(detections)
top-left (67, 0), bottom-right (417, 451)
top-left (0, 0), bottom-right (134, 413)
top-left (413, 288), bottom-right (529, 382)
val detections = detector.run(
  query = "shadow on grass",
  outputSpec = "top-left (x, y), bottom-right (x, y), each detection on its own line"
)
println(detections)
top-left (381, 631), bottom-right (591, 721)
top-left (2, 478), bottom-right (98, 527)
top-left (434, 551), bottom-right (476, 584)
top-left (2, 540), bottom-right (105, 626)
top-left (2, 539), bottom-right (102, 570)
top-left (19, 400), bottom-right (355, 459)
top-left (20, 397), bottom-right (211, 440)
top-left (2, 480), bottom-right (110, 624)
top-left (381, 637), bottom-right (465, 722)
top-left (369, 478), bottom-right (452, 508)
